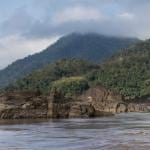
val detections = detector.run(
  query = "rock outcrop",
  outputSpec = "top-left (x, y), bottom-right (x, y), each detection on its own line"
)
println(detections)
top-left (0, 92), bottom-right (48, 119)
top-left (47, 90), bottom-right (98, 118)
top-left (47, 86), bottom-right (150, 118)
top-left (0, 85), bottom-right (149, 119)
top-left (79, 86), bottom-right (123, 114)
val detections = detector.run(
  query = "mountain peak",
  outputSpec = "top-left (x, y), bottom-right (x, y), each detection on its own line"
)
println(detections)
top-left (0, 33), bottom-right (139, 88)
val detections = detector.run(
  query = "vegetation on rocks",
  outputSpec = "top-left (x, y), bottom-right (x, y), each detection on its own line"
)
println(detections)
top-left (52, 76), bottom-right (89, 97)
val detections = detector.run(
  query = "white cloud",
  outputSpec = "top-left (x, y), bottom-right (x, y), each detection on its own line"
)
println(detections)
top-left (118, 12), bottom-right (134, 20)
top-left (0, 8), bottom-right (34, 37)
top-left (0, 35), bottom-right (60, 69)
top-left (1, 0), bottom-right (150, 69)
top-left (52, 6), bottom-right (105, 25)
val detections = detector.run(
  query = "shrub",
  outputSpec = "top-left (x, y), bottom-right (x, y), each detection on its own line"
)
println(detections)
top-left (51, 76), bottom-right (89, 97)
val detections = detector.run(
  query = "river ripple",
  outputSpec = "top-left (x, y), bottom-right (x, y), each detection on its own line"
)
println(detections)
top-left (0, 113), bottom-right (150, 150)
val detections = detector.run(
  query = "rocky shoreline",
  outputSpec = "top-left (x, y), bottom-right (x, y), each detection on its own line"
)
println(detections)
top-left (0, 85), bottom-right (149, 119)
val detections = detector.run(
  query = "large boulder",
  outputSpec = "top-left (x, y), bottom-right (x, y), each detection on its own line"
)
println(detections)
top-left (127, 103), bottom-right (148, 112)
top-left (69, 103), bottom-right (95, 118)
top-left (78, 85), bottom-right (123, 114)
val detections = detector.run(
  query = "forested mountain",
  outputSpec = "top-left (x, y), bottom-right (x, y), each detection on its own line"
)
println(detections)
top-left (0, 33), bottom-right (138, 88)
top-left (6, 59), bottom-right (100, 95)
top-left (7, 39), bottom-right (150, 99)
top-left (87, 39), bottom-right (150, 98)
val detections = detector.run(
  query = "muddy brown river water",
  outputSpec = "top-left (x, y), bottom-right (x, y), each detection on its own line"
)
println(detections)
top-left (0, 113), bottom-right (150, 150)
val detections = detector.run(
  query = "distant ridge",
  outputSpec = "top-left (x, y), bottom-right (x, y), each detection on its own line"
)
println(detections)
top-left (0, 33), bottom-right (139, 88)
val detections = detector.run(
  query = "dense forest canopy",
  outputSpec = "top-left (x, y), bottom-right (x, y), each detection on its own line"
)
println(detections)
top-left (87, 40), bottom-right (150, 98)
top-left (6, 59), bottom-right (99, 95)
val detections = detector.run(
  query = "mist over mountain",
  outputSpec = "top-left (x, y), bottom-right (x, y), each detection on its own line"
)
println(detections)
top-left (0, 33), bottom-right (138, 88)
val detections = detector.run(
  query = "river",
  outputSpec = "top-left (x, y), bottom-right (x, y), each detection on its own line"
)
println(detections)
top-left (0, 113), bottom-right (149, 150)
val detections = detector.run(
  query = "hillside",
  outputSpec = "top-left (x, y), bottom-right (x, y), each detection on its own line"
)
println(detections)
top-left (6, 59), bottom-right (100, 95)
top-left (0, 33), bottom-right (138, 88)
top-left (87, 40), bottom-right (150, 98)
top-left (7, 39), bottom-right (150, 99)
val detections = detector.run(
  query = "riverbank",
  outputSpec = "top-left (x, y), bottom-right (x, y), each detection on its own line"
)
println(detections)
top-left (0, 85), bottom-right (149, 119)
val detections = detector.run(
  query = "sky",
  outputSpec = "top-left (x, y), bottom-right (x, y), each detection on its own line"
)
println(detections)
top-left (0, 0), bottom-right (150, 69)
